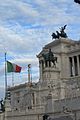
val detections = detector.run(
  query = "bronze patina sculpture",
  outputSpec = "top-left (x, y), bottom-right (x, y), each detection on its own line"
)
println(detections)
top-left (42, 49), bottom-right (57, 67)
top-left (52, 25), bottom-right (67, 39)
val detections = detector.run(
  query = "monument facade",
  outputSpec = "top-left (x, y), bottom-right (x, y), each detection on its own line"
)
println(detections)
top-left (0, 28), bottom-right (80, 120)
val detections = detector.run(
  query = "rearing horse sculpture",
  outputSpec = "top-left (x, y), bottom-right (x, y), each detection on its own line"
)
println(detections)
top-left (52, 25), bottom-right (67, 39)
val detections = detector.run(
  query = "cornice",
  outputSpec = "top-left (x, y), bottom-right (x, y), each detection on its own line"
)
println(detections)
top-left (37, 38), bottom-right (79, 58)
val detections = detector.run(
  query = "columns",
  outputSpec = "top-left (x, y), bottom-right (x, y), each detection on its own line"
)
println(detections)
top-left (69, 57), bottom-right (74, 76)
top-left (72, 56), bottom-right (75, 76)
top-left (77, 56), bottom-right (80, 75)
top-left (39, 60), bottom-right (44, 81)
top-left (69, 55), bottom-right (80, 77)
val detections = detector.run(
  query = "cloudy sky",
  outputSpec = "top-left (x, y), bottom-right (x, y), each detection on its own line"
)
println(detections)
top-left (0, 0), bottom-right (80, 99)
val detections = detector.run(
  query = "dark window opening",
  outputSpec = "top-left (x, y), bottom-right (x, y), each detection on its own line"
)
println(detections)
top-left (69, 57), bottom-right (73, 77)
top-left (74, 56), bottom-right (78, 76)
top-left (17, 100), bottom-right (19, 103)
top-left (45, 61), bottom-right (48, 67)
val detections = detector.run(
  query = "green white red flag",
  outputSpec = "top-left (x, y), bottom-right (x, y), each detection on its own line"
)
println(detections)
top-left (7, 61), bottom-right (22, 73)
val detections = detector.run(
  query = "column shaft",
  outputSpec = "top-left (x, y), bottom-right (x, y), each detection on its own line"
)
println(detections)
top-left (72, 57), bottom-right (75, 76)
top-left (77, 56), bottom-right (80, 75)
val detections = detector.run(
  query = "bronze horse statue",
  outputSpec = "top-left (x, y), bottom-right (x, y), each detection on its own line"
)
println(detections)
top-left (52, 31), bottom-right (59, 39)
top-left (42, 49), bottom-right (57, 67)
top-left (52, 25), bottom-right (67, 39)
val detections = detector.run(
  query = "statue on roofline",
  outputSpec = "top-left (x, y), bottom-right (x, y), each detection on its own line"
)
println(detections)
top-left (42, 49), bottom-right (57, 67)
top-left (52, 25), bottom-right (68, 39)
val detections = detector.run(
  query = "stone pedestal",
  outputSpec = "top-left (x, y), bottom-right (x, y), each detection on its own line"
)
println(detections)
top-left (43, 67), bottom-right (60, 81)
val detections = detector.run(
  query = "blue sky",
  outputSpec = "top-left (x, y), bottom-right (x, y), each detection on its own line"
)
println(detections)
top-left (0, 0), bottom-right (80, 99)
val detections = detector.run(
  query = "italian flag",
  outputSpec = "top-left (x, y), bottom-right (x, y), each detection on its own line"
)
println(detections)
top-left (7, 61), bottom-right (22, 73)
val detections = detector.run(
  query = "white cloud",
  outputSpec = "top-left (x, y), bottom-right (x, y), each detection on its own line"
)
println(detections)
top-left (0, 0), bottom-right (80, 99)
top-left (17, 2), bottom-right (39, 17)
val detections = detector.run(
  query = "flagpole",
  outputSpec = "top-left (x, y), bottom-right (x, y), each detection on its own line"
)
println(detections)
top-left (28, 65), bottom-right (30, 83)
top-left (5, 52), bottom-right (7, 99)
top-left (12, 72), bottom-right (14, 86)
top-left (31, 66), bottom-right (32, 83)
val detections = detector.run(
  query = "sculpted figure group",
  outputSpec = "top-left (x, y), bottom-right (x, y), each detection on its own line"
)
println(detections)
top-left (52, 25), bottom-right (67, 39)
